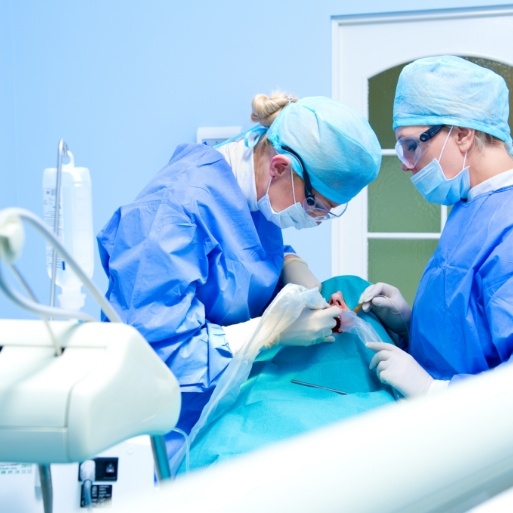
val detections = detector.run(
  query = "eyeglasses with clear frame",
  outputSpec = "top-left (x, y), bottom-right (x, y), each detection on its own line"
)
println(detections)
top-left (281, 145), bottom-right (348, 221)
top-left (395, 125), bottom-right (444, 168)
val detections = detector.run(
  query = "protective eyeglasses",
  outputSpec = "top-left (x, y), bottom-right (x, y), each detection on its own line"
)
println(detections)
top-left (281, 145), bottom-right (348, 221)
top-left (395, 125), bottom-right (444, 168)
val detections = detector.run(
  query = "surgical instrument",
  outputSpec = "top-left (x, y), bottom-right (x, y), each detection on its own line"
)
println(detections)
top-left (291, 379), bottom-right (347, 395)
top-left (353, 294), bottom-right (388, 314)
top-left (353, 302), bottom-right (364, 314)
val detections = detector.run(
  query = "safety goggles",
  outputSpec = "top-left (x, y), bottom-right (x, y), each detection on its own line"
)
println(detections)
top-left (395, 125), bottom-right (444, 168)
top-left (281, 145), bottom-right (348, 221)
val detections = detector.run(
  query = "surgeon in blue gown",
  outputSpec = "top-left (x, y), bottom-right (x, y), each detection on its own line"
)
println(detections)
top-left (360, 56), bottom-right (513, 397)
top-left (97, 91), bottom-right (382, 458)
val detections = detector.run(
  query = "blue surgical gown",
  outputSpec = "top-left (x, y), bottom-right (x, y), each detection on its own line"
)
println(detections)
top-left (410, 185), bottom-right (513, 381)
top-left (97, 143), bottom-right (287, 438)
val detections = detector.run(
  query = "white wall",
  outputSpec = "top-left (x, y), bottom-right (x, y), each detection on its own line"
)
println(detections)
top-left (1, 0), bottom-right (511, 319)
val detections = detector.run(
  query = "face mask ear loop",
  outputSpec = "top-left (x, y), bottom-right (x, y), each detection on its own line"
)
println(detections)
top-left (264, 168), bottom-right (278, 212)
top-left (438, 126), bottom-right (454, 162)
top-left (290, 167), bottom-right (297, 206)
top-left (266, 177), bottom-right (272, 194)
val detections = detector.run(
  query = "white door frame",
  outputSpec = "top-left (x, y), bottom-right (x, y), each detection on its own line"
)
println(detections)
top-left (331, 5), bottom-right (513, 278)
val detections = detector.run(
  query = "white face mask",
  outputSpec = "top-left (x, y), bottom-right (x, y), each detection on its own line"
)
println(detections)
top-left (257, 173), bottom-right (318, 230)
top-left (410, 127), bottom-right (470, 206)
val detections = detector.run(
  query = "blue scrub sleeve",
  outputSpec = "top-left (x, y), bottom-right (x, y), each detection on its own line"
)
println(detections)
top-left (98, 201), bottom-right (232, 395)
top-left (449, 272), bottom-right (513, 384)
top-left (485, 273), bottom-right (513, 364)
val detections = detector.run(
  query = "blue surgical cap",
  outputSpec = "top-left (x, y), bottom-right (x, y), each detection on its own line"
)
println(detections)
top-left (266, 97), bottom-right (382, 205)
top-left (393, 55), bottom-right (512, 145)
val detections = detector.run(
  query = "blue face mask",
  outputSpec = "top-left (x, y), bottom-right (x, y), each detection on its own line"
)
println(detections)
top-left (257, 174), bottom-right (318, 230)
top-left (410, 128), bottom-right (470, 206)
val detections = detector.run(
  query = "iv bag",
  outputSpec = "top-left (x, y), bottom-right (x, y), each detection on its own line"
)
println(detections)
top-left (42, 151), bottom-right (94, 310)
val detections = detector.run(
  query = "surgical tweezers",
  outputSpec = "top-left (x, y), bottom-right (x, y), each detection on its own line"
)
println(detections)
top-left (291, 379), bottom-right (347, 395)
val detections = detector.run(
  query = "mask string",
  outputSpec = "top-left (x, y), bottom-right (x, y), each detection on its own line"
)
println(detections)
top-left (266, 177), bottom-right (272, 195)
top-left (438, 126), bottom-right (454, 162)
top-left (290, 169), bottom-right (297, 205)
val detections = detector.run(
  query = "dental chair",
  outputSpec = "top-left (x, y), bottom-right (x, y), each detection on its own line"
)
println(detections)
top-left (0, 207), bottom-right (182, 513)
top-left (0, 319), bottom-right (181, 513)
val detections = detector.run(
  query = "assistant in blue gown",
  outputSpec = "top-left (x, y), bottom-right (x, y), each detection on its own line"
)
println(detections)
top-left (362, 56), bottom-right (513, 397)
top-left (410, 185), bottom-right (513, 380)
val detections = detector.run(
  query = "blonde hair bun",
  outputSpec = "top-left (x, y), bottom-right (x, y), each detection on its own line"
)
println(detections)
top-left (251, 91), bottom-right (298, 127)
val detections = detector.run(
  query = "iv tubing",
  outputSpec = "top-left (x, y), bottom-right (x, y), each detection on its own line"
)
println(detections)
top-left (49, 139), bottom-right (68, 310)
top-left (173, 427), bottom-right (191, 475)
top-left (10, 263), bottom-right (62, 355)
top-left (0, 207), bottom-right (122, 323)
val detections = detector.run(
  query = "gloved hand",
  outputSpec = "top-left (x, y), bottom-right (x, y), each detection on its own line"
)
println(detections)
top-left (280, 255), bottom-right (321, 291)
top-left (268, 305), bottom-right (341, 348)
top-left (223, 317), bottom-right (261, 355)
top-left (358, 282), bottom-right (411, 336)
top-left (366, 342), bottom-right (449, 397)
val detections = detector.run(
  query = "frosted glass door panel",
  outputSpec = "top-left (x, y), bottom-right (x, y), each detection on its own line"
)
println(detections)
top-left (368, 239), bottom-right (438, 306)
top-left (368, 156), bottom-right (440, 234)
